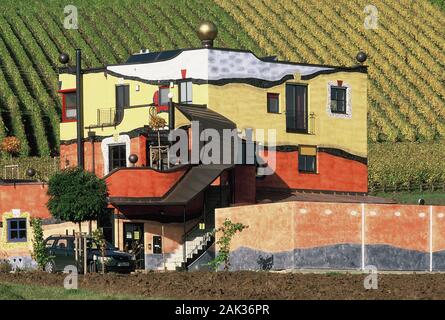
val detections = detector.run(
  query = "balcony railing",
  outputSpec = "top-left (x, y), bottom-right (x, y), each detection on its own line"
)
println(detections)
top-left (97, 108), bottom-right (121, 126)
top-left (86, 104), bottom-right (156, 130)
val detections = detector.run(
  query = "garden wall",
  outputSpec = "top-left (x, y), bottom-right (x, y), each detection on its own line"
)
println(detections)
top-left (215, 201), bottom-right (445, 271)
top-left (0, 182), bottom-right (93, 269)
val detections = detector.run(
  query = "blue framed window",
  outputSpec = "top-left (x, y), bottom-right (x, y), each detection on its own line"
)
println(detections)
top-left (8, 218), bottom-right (27, 242)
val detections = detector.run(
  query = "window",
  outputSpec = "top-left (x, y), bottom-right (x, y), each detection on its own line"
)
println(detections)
top-left (115, 85), bottom-right (129, 123)
top-left (179, 81), bottom-right (192, 104)
top-left (153, 235), bottom-right (162, 254)
top-left (7, 218), bottom-right (27, 242)
top-left (286, 84), bottom-right (308, 133)
top-left (267, 93), bottom-right (279, 113)
top-left (98, 208), bottom-right (114, 244)
top-left (116, 85), bottom-right (130, 108)
top-left (159, 87), bottom-right (170, 106)
top-left (108, 144), bottom-right (127, 171)
top-left (62, 91), bottom-right (77, 122)
top-left (298, 146), bottom-right (317, 173)
top-left (330, 86), bottom-right (347, 113)
top-left (45, 238), bottom-right (56, 248)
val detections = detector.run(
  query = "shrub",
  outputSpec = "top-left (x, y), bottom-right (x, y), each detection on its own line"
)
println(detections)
top-left (209, 219), bottom-right (248, 271)
top-left (31, 218), bottom-right (52, 270)
top-left (0, 260), bottom-right (12, 273)
top-left (1, 136), bottom-right (21, 156)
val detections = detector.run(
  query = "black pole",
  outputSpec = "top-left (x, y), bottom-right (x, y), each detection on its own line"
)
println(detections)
top-left (168, 98), bottom-right (175, 130)
top-left (89, 131), bottom-right (96, 174)
top-left (183, 205), bottom-right (187, 271)
top-left (76, 49), bottom-right (84, 169)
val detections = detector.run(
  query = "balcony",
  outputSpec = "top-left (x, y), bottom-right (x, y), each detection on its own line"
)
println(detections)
top-left (96, 108), bottom-right (123, 127)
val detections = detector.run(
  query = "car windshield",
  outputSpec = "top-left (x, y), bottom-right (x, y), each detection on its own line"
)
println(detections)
top-left (86, 239), bottom-right (117, 250)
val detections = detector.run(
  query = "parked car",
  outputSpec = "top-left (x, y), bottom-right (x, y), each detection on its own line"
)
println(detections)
top-left (43, 235), bottom-right (136, 274)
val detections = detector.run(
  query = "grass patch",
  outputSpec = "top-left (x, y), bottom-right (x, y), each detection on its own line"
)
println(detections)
top-left (0, 281), bottom-right (150, 300)
top-left (372, 191), bottom-right (445, 206)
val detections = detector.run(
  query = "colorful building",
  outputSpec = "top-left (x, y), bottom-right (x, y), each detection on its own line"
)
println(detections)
top-left (1, 22), bottom-right (369, 271)
top-left (55, 22), bottom-right (369, 270)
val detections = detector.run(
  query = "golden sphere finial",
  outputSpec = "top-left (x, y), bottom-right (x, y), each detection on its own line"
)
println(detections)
top-left (197, 21), bottom-right (218, 48)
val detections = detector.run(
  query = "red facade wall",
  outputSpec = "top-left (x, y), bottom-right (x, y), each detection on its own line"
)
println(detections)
top-left (60, 135), bottom-right (147, 178)
top-left (233, 166), bottom-right (256, 204)
top-left (60, 141), bottom-right (105, 177)
top-left (256, 150), bottom-right (368, 193)
top-left (0, 183), bottom-right (50, 219)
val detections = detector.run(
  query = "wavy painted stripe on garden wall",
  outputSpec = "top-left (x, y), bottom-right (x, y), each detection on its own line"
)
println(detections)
top-left (227, 244), bottom-right (437, 271)
top-left (364, 244), bottom-right (429, 271)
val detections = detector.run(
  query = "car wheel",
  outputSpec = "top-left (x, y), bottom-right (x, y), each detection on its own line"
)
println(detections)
top-left (44, 261), bottom-right (55, 273)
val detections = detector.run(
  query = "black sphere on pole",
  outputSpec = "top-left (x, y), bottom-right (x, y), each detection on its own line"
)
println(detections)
top-left (59, 53), bottom-right (70, 64)
top-left (129, 154), bottom-right (139, 165)
top-left (26, 168), bottom-right (36, 178)
top-left (418, 198), bottom-right (425, 205)
top-left (356, 52), bottom-right (367, 63)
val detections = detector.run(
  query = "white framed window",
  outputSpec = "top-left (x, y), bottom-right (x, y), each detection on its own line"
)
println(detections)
top-left (179, 81), bottom-right (192, 104)
top-left (101, 135), bottom-right (131, 175)
top-left (326, 81), bottom-right (352, 119)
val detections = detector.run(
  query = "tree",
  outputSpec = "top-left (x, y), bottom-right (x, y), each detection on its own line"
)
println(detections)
top-left (47, 168), bottom-right (108, 232)
top-left (31, 218), bottom-right (53, 270)
top-left (209, 219), bottom-right (248, 271)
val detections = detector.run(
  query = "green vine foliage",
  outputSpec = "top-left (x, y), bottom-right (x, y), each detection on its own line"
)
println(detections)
top-left (47, 167), bottom-right (108, 231)
top-left (91, 228), bottom-right (107, 274)
top-left (31, 218), bottom-right (53, 270)
top-left (209, 219), bottom-right (248, 271)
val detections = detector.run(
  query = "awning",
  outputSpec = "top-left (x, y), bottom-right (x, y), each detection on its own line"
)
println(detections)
top-left (175, 104), bottom-right (236, 132)
top-left (109, 164), bottom-right (233, 206)
top-left (176, 104), bottom-right (240, 165)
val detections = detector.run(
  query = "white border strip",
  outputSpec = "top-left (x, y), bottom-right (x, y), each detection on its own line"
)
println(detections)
top-left (361, 203), bottom-right (365, 271)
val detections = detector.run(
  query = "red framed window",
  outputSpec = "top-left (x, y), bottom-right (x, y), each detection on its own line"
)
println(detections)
top-left (157, 86), bottom-right (170, 113)
top-left (267, 93), bottom-right (279, 113)
top-left (59, 89), bottom-right (77, 122)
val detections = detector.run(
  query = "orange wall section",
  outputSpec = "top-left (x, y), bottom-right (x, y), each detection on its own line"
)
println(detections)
top-left (0, 183), bottom-right (51, 219)
top-left (294, 202), bottom-right (362, 249)
top-left (365, 204), bottom-right (429, 252)
top-left (105, 167), bottom-right (188, 198)
top-left (432, 206), bottom-right (445, 252)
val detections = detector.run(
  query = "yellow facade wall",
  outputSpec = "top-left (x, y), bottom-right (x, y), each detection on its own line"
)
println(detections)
top-left (59, 72), bottom-right (207, 141)
top-left (59, 70), bottom-right (367, 157)
top-left (208, 72), bottom-right (367, 157)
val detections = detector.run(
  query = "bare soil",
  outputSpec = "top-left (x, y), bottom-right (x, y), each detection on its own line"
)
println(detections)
top-left (1, 271), bottom-right (445, 300)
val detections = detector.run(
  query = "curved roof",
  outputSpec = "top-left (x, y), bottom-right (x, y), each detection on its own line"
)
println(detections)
top-left (107, 48), bottom-right (335, 83)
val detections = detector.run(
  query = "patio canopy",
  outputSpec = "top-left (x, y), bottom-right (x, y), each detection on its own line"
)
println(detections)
top-left (109, 164), bottom-right (233, 206)
top-left (175, 104), bottom-right (236, 132)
